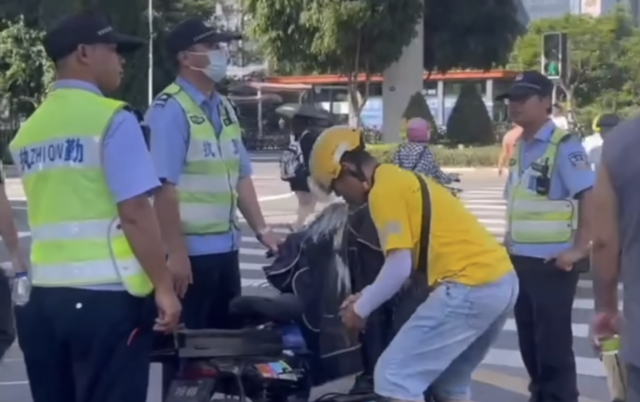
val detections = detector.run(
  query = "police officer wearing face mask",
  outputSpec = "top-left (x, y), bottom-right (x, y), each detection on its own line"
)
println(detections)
top-left (146, 18), bottom-right (280, 337)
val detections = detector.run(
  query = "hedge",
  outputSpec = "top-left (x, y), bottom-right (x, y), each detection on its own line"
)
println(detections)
top-left (367, 144), bottom-right (501, 167)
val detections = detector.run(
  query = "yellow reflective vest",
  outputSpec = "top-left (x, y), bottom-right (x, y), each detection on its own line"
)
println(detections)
top-left (156, 83), bottom-right (241, 234)
top-left (9, 88), bottom-right (153, 296)
top-left (507, 129), bottom-right (578, 244)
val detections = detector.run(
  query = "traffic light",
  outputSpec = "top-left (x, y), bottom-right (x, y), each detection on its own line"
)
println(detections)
top-left (541, 32), bottom-right (568, 80)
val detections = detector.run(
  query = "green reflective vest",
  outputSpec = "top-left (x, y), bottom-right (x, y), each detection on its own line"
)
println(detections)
top-left (507, 128), bottom-right (578, 244)
top-left (157, 83), bottom-right (241, 234)
top-left (9, 88), bottom-right (153, 296)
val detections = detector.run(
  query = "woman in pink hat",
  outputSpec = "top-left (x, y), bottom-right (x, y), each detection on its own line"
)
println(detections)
top-left (393, 117), bottom-right (454, 185)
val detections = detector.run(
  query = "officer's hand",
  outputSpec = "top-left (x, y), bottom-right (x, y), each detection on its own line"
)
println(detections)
top-left (592, 311), bottom-right (620, 340)
top-left (167, 251), bottom-right (192, 298)
top-left (545, 247), bottom-right (587, 271)
top-left (154, 288), bottom-right (182, 333)
top-left (258, 229), bottom-right (281, 253)
top-left (10, 249), bottom-right (28, 274)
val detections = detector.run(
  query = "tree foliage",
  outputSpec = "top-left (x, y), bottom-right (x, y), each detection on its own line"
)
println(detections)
top-left (0, 16), bottom-right (54, 114)
top-left (446, 83), bottom-right (494, 145)
top-left (245, 0), bottom-right (424, 123)
top-left (0, 0), bottom-right (214, 111)
top-left (402, 92), bottom-right (437, 140)
top-left (509, 9), bottom-right (639, 111)
top-left (423, 0), bottom-right (524, 73)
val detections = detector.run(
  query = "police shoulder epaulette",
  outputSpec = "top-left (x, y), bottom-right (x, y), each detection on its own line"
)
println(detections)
top-left (122, 104), bottom-right (144, 123)
top-left (153, 93), bottom-right (173, 108)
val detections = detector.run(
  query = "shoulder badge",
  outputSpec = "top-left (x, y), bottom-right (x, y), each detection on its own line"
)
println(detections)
top-left (568, 151), bottom-right (590, 170)
top-left (189, 115), bottom-right (205, 125)
top-left (153, 93), bottom-right (172, 108)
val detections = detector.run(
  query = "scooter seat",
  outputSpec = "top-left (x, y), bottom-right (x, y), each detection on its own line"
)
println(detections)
top-left (229, 294), bottom-right (303, 324)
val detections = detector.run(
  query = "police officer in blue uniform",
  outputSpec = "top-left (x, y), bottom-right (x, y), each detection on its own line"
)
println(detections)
top-left (13, 12), bottom-right (180, 402)
top-left (498, 71), bottom-right (595, 402)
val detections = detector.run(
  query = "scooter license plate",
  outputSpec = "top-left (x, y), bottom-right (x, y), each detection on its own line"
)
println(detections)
top-left (165, 379), bottom-right (216, 402)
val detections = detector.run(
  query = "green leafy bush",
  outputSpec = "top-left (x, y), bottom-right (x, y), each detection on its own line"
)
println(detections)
top-left (367, 144), bottom-right (500, 167)
top-left (446, 83), bottom-right (495, 145)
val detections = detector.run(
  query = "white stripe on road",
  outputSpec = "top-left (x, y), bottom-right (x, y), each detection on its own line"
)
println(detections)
top-left (257, 193), bottom-right (294, 201)
top-left (460, 199), bottom-right (506, 204)
top-left (465, 203), bottom-right (507, 211)
top-left (475, 218), bottom-right (506, 225)
top-left (462, 191), bottom-right (504, 196)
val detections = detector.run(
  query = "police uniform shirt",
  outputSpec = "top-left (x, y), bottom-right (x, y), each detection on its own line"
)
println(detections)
top-left (504, 120), bottom-right (595, 259)
top-left (145, 77), bottom-right (252, 257)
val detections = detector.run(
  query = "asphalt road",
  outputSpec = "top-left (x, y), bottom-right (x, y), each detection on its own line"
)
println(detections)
top-left (0, 167), bottom-right (611, 402)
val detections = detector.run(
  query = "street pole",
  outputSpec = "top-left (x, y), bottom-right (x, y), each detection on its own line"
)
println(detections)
top-left (147, 0), bottom-right (153, 105)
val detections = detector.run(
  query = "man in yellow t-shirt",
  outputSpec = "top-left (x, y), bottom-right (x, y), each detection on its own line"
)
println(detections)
top-left (307, 126), bottom-right (519, 402)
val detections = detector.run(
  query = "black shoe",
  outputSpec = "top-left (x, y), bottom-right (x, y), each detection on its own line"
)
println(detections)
top-left (349, 374), bottom-right (374, 394)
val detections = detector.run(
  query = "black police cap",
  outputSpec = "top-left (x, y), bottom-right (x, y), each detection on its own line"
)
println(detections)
top-left (495, 71), bottom-right (554, 101)
top-left (43, 11), bottom-right (146, 62)
top-left (166, 18), bottom-right (241, 56)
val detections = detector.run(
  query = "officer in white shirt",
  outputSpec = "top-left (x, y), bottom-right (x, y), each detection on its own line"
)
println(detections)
top-left (582, 113), bottom-right (621, 169)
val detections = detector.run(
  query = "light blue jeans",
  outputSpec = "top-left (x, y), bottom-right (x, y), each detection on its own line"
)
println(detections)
top-left (374, 271), bottom-right (519, 401)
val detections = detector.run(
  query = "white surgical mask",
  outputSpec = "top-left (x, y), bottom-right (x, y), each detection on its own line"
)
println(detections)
top-left (189, 49), bottom-right (228, 82)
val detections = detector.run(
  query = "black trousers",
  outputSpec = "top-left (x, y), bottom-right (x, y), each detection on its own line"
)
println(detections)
top-left (627, 363), bottom-right (640, 402)
top-left (511, 255), bottom-right (580, 402)
top-left (162, 251), bottom-right (241, 397)
top-left (15, 287), bottom-right (155, 402)
top-left (182, 251), bottom-right (242, 329)
top-left (0, 269), bottom-right (15, 360)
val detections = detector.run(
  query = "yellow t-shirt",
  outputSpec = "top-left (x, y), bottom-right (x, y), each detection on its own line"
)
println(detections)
top-left (368, 164), bottom-right (513, 286)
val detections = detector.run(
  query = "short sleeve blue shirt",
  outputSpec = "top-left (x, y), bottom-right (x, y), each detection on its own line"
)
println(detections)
top-left (52, 79), bottom-right (160, 290)
top-left (145, 77), bottom-right (252, 256)
top-left (504, 120), bottom-right (595, 259)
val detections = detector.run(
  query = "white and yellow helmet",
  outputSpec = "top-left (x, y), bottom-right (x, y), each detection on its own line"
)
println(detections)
top-left (307, 125), bottom-right (363, 198)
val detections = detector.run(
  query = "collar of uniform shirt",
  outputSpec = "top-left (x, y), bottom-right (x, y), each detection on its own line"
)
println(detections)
top-left (53, 79), bottom-right (103, 96)
top-left (523, 119), bottom-right (556, 143)
top-left (175, 76), bottom-right (222, 109)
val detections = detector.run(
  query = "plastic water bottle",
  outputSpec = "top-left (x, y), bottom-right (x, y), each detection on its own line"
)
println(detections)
top-left (11, 272), bottom-right (31, 306)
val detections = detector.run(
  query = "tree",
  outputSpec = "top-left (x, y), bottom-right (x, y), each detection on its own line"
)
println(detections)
top-left (0, 0), bottom-right (214, 109)
top-left (509, 10), bottom-right (638, 109)
top-left (0, 16), bottom-right (54, 115)
top-left (245, 0), bottom-right (424, 125)
top-left (423, 0), bottom-right (524, 73)
top-left (446, 83), bottom-right (494, 145)
top-left (401, 92), bottom-right (437, 141)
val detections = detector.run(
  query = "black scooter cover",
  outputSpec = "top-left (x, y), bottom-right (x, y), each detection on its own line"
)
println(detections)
top-left (264, 202), bottom-right (363, 386)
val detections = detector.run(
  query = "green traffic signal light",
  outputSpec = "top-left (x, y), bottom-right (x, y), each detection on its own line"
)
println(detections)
top-left (541, 32), bottom-right (567, 79)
